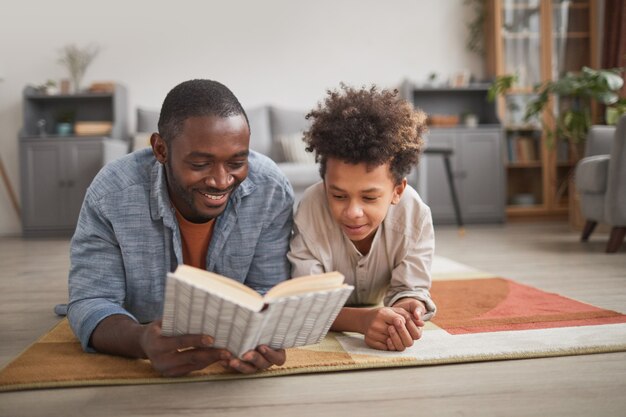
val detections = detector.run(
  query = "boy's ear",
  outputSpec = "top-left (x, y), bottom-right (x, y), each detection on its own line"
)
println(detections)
top-left (391, 178), bottom-right (407, 205)
top-left (151, 133), bottom-right (168, 164)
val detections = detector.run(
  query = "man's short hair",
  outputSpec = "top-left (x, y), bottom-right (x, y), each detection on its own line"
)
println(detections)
top-left (158, 79), bottom-right (249, 143)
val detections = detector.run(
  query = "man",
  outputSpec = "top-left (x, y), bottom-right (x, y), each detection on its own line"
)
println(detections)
top-left (68, 79), bottom-right (294, 377)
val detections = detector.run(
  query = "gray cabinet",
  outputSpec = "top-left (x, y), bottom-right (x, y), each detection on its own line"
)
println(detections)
top-left (19, 85), bottom-right (127, 236)
top-left (20, 138), bottom-right (103, 236)
top-left (401, 82), bottom-right (505, 224)
top-left (417, 127), bottom-right (505, 224)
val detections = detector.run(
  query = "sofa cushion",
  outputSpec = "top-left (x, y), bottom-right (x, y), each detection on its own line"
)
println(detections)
top-left (132, 132), bottom-right (152, 152)
top-left (246, 106), bottom-right (273, 157)
top-left (269, 107), bottom-right (310, 162)
top-left (137, 107), bottom-right (160, 133)
top-left (575, 155), bottom-right (610, 193)
top-left (278, 163), bottom-right (320, 187)
top-left (277, 132), bottom-right (316, 164)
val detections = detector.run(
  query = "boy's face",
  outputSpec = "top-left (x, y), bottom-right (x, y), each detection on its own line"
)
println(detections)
top-left (324, 158), bottom-right (406, 250)
top-left (152, 114), bottom-right (250, 223)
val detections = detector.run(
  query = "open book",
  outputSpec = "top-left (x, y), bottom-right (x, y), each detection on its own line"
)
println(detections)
top-left (161, 265), bottom-right (353, 357)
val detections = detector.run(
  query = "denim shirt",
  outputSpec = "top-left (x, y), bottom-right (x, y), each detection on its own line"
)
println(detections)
top-left (67, 148), bottom-right (294, 351)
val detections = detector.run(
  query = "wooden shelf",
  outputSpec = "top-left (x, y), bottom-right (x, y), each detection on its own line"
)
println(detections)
top-left (24, 90), bottom-right (114, 100)
top-left (504, 124), bottom-right (541, 131)
top-left (506, 205), bottom-right (568, 218)
top-left (508, 162), bottom-right (542, 168)
top-left (502, 31), bottom-right (541, 39)
top-left (553, 32), bottom-right (590, 38)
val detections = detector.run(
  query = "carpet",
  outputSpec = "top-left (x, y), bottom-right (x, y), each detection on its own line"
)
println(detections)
top-left (1, 257), bottom-right (626, 392)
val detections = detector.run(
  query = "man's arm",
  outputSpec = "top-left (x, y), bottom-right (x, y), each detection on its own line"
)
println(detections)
top-left (91, 315), bottom-right (231, 377)
top-left (68, 195), bottom-right (230, 376)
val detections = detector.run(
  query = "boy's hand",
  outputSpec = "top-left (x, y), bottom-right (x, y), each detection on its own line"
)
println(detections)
top-left (392, 298), bottom-right (427, 323)
top-left (362, 307), bottom-right (418, 351)
top-left (222, 346), bottom-right (286, 374)
top-left (389, 298), bottom-right (427, 349)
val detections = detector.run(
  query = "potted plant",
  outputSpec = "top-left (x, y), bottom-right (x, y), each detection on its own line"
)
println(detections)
top-left (58, 44), bottom-right (100, 93)
top-left (606, 98), bottom-right (626, 125)
top-left (523, 66), bottom-right (624, 156)
top-left (56, 110), bottom-right (75, 136)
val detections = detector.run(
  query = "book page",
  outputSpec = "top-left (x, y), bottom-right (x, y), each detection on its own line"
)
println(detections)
top-left (162, 268), bottom-right (353, 357)
top-left (264, 271), bottom-right (345, 300)
top-left (171, 264), bottom-right (264, 311)
top-left (161, 273), bottom-right (266, 356)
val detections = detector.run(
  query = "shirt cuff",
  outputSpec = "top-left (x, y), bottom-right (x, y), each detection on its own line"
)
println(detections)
top-left (388, 291), bottom-right (437, 321)
top-left (67, 299), bottom-right (138, 352)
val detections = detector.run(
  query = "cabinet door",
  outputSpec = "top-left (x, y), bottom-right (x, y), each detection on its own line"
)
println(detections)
top-left (457, 130), bottom-right (505, 222)
top-left (420, 130), bottom-right (459, 223)
top-left (20, 141), bottom-right (66, 229)
top-left (20, 139), bottom-right (103, 234)
top-left (64, 141), bottom-right (103, 226)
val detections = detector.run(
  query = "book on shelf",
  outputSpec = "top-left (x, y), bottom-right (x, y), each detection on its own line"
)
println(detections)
top-left (507, 135), bottom-right (539, 163)
top-left (161, 265), bottom-right (353, 357)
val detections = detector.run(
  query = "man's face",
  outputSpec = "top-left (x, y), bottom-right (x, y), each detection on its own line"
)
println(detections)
top-left (324, 158), bottom-right (405, 252)
top-left (152, 115), bottom-right (250, 223)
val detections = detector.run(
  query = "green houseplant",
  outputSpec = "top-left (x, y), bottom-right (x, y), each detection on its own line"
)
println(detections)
top-left (489, 67), bottom-right (624, 149)
top-left (489, 68), bottom-right (624, 204)
top-left (523, 66), bottom-right (624, 151)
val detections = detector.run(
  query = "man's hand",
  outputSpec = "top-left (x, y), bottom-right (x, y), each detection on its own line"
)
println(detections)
top-left (221, 345), bottom-right (286, 374)
top-left (140, 320), bottom-right (232, 377)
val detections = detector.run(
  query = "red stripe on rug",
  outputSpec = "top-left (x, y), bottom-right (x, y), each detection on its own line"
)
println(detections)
top-left (431, 278), bottom-right (626, 335)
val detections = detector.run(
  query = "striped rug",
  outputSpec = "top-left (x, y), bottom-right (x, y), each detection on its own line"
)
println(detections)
top-left (1, 257), bottom-right (625, 392)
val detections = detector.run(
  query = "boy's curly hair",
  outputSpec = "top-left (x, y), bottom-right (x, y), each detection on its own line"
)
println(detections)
top-left (304, 84), bottom-right (427, 184)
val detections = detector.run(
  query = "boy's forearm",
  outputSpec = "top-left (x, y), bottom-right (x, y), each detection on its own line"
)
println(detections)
top-left (330, 307), bottom-right (368, 333)
top-left (89, 314), bottom-right (148, 359)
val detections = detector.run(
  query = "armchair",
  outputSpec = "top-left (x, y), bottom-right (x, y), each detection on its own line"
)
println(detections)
top-left (574, 115), bottom-right (626, 253)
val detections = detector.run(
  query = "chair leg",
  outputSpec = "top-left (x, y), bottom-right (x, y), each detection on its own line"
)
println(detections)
top-left (581, 220), bottom-right (597, 242)
top-left (606, 227), bottom-right (626, 253)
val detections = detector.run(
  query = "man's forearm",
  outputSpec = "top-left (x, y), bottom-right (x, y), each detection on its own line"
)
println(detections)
top-left (89, 314), bottom-right (148, 359)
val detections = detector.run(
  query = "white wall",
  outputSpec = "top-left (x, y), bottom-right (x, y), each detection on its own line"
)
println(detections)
top-left (0, 0), bottom-right (483, 236)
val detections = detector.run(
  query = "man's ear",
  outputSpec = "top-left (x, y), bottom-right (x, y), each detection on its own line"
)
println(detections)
top-left (391, 178), bottom-right (407, 205)
top-left (151, 133), bottom-right (167, 164)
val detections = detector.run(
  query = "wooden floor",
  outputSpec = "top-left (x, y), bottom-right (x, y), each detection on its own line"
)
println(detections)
top-left (1, 222), bottom-right (625, 417)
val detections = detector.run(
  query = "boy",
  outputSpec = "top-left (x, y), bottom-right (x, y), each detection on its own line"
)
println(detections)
top-left (288, 84), bottom-right (436, 351)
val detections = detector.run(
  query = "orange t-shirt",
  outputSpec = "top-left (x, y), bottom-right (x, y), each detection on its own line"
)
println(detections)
top-left (174, 209), bottom-right (215, 269)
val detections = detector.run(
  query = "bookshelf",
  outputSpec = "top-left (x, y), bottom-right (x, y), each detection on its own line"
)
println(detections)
top-left (486, 0), bottom-right (598, 219)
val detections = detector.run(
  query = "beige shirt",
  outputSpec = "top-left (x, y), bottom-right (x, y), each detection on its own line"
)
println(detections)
top-left (288, 181), bottom-right (436, 319)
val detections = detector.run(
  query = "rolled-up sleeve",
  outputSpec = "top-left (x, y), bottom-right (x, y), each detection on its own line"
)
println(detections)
top-left (287, 221), bottom-right (326, 278)
top-left (67, 195), bottom-right (137, 352)
top-left (384, 208), bottom-right (437, 320)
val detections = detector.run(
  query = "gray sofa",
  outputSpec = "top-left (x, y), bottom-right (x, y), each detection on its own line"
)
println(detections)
top-left (575, 115), bottom-right (626, 253)
top-left (135, 106), bottom-right (320, 203)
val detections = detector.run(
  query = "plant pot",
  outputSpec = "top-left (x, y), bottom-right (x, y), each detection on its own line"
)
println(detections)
top-left (56, 122), bottom-right (73, 136)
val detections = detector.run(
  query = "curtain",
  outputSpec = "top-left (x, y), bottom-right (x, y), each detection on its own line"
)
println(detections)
top-left (602, 0), bottom-right (626, 96)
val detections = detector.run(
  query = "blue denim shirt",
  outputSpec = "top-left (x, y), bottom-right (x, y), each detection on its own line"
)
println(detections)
top-left (67, 148), bottom-right (294, 351)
